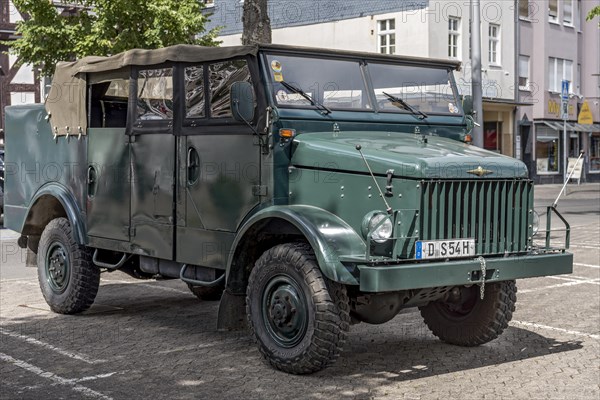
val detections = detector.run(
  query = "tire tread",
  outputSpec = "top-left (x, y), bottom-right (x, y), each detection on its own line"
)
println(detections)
top-left (246, 242), bottom-right (350, 374)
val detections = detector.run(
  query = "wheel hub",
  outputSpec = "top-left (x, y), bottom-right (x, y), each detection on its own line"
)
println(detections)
top-left (269, 287), bottom-right (298, 327)
top-left (262, 275), bottom-right (308, 348)
top-left (45, 242), bottom-right (70, 293)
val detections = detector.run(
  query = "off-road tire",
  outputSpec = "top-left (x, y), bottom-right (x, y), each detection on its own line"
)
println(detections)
top-left (419, 280), bottom-right (517, 346)
top-left (187, 283), bottom-right (224, 301)
top-left (246, 242), bottom-right (350, 374)
top-left (37, 218), bottom-right (100, 314)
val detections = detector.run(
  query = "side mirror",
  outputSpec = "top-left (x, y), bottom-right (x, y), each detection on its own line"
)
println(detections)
top-left (462, 95), bottom-right (473, 115)
top-left (465, 115), bottom-right (474, 132)
top-left (230, 81), bottom-right (255, 122)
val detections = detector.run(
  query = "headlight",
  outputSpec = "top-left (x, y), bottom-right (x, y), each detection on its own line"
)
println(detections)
top-left (532, 211), bottom-right (540, 236)
top-left (362, 212), bottom-right (393, 243)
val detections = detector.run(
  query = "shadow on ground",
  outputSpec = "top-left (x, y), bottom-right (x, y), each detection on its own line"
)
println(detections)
top-left (0, 281), bottom-right (586, 400)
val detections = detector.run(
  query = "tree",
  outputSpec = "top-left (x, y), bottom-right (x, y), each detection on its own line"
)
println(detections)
top-left (587, 5), bottom-right (600, 26)
top-left (6, 0), bottom-right (221, 76)
top-left (242, 0), bottom-right (271, 45)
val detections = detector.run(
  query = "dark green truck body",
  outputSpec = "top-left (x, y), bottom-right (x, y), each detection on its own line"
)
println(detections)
top-left (4, 45), bottom-right (572, 362)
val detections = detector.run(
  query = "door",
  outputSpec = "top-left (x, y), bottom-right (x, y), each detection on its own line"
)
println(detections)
top-left (86, 76), bottom-right (131, 242)
top-left (130, 66), bottom-right (176, 260)
top-left (176, 59), bottom-right (262, 268)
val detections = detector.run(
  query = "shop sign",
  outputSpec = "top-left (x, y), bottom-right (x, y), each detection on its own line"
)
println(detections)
top-left (548, 99), bottom-right (574, 118)
top-left (578, 100), bottom-right (593, 125)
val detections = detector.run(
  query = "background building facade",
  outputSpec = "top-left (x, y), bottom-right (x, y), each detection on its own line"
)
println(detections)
top-left (517, 0), bottom-right (600, 183)
top-left (211, 0), bottom-right (520, 158)
top-left (209, 0), bottom-right (600, 182)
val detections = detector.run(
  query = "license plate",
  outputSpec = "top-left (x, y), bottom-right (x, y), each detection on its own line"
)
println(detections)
top-left (415, 239), bottom-right (475, 260)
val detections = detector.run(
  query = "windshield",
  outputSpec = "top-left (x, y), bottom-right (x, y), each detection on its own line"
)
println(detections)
top-left (264, 53), bottom-right (461, 116)
top-left (369, 63), bottom-right (460, 115)
top-left (265, 54), bottom-right (368, 110)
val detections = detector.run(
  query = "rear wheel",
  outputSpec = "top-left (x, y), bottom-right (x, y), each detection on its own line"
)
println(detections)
top-left (37, 218), bottom-right (100, 314)
top-left (419, 280), bottom-right (517, 346)
top-left (246, 243), bottom-right (350, 374)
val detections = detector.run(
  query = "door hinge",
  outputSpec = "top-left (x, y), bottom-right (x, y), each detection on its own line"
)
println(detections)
top-left (126, 226), bottom-right (136, 237)
top-left (252, 185), bottom-right (268, 197)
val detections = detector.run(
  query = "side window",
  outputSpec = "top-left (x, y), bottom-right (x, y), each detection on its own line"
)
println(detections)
top-left (184, 66), bottom-right (205, 119)
top-left (89, 78), bottom-right (129, 128)
top-left (208, 60), bottom-right (251, 118)
top-left (137, 68), bottom-right (173, 120)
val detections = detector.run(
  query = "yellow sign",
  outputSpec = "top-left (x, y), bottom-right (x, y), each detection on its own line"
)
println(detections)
top-left (578, 100), bottom-right (594, 125)
top-left (548, 99), bottom-right (574, 117)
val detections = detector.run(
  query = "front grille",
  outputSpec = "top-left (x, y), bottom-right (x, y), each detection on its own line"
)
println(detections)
top-left (419, 180), bottom-right (533, 256)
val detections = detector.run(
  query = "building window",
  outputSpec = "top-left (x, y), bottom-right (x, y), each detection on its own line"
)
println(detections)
top-left (548, 57), bottom-right (573, 93)
top-left (519, 55), bottom-right (530, 90)
top-left (519, 0), bottom-right (530, 19)
top-left (484, 121), bottom-right (502, 152)
top-left (536, 126), bottom-right (560, 174)
top-left (378, 19), bottom-right (396, 55)
top-left (488, 24), bottom-right (500, 65)
top-left (549, 0), bottom-right (558, 23)
top-left (448, 17), bottom-right (460, 59)
top-left (563, 0), bottom-right (573, 25)
top-left (591, 134), bottom-right (600, 172)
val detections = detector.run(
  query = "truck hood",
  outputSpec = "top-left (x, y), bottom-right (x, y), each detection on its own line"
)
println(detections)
top-left (291, 131), bottom-right (528, 179)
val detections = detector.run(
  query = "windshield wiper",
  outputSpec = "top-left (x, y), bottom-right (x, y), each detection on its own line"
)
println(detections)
top-left (382, 92), bottom-right (428, 120)
top-left (280, 81), bottom-right (332, 115)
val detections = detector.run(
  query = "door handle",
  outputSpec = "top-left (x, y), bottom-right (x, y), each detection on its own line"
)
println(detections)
top-left (87, 165), bottom-right (98, 198)
top-left (187, 147), bottom-right (200, 185)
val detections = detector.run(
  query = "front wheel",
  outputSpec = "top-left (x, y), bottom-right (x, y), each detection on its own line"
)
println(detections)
top-left (419, 280), bottom-right (517, 346)
top-left (37, 218), bottom-right (100, 314)
top-left (246, 243), bottom-right (350, 374)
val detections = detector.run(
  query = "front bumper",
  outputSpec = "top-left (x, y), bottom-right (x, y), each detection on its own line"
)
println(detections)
top-left (358, 252), bottom-right (573, 292)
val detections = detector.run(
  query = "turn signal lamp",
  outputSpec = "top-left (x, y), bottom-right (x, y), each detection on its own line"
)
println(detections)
top-left (279, 128), bottom-right (296, 138)
top-left (464, 134), bottom-right (473, 144)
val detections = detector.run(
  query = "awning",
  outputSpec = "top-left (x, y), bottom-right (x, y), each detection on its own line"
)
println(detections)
top-left (571, 123), bottom-right (600, 132)
top-left (539, 121), bottom-right (563, 130)
top-left (537, 121), bottom-right (600, 132)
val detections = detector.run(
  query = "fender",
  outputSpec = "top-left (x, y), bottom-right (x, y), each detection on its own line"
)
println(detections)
top-left (23, 183), bottom-right (87, 245)
top-left (229, 205), bottom-right (366, 285)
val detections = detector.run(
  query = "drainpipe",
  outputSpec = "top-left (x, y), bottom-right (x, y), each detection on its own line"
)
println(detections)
top-left (471, 0), bottom-right (484, 148)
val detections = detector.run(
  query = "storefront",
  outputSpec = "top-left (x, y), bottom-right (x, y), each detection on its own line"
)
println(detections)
top-left (527, 120), bottom-right (600, 184)
top-left (585, 126), bottom-right (600, 181)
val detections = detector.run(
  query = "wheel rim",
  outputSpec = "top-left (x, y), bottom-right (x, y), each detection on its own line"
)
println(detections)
top-left (261, 274), bottom-right (309, 348)
top-left (45, 242), bottom-right (70, 294)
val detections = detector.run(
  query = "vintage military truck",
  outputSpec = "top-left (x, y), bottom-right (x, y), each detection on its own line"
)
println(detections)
top-left (4, 44), bottom-right (572, 374)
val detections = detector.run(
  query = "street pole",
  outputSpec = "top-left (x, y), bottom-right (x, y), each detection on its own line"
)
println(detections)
top-left (561, 80), bottom-right (569, 184)
top-left (471, 0), bottom-right (484, 148)
top-left (563, 120), bottom-right (567, 183)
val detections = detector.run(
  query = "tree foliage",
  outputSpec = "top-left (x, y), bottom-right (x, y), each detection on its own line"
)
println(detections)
top-left (7, 0), bottom-right (221, 75)
top-left (587, 5), bottom-right (600, 25)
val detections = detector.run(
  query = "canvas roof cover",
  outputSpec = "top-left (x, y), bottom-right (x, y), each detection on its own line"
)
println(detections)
top-left (46, 44), bottom-right (257, 136)
top-left (45, 43), bottom-right (461, 136)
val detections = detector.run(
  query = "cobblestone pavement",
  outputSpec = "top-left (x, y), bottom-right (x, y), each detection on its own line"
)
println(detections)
top-left (0, 184), bottom-right (599, 399)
